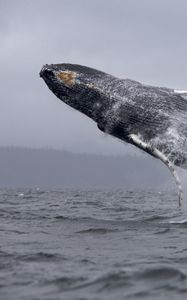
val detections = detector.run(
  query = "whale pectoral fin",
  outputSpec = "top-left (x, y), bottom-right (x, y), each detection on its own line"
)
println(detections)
top-left (128, 134), bottom-right (156, 157)
top-left (129, 134), bottom-right (183, 207)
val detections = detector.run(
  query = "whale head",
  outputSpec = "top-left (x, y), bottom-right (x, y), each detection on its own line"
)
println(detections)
top-left (40, 63), bottom-right (110, 123)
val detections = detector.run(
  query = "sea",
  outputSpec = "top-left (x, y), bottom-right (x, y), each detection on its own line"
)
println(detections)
top-left (1, 188), bottom-right (187, 300)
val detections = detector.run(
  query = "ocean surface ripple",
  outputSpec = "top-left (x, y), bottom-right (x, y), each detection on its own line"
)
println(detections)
top-left (1, 188), bottom-right (187, 300)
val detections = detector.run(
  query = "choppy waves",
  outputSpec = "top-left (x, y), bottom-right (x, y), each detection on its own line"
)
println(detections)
top-left (1, 189), bottom-right (187, 299)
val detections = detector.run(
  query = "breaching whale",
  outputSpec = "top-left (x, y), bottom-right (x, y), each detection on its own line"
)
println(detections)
top-left (40, 64), bottom-right (187, 206)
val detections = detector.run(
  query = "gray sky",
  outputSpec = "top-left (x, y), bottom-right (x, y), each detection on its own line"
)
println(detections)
top-left (1, 0), bottom-right (187, 154)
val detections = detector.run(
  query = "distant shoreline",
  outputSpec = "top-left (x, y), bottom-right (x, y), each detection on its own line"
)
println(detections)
top-left (0, 147), bottom-right (171, 189)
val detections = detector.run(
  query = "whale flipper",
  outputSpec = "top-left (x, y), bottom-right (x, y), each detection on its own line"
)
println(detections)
top-left (129, 134), bottom-right (183, 207)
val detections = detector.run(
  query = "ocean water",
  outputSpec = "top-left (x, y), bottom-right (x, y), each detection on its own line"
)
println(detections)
top-left (1, 188), bottom-right (187, 300)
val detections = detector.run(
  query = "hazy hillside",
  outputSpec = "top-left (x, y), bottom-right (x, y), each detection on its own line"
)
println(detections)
top-left (0, 147), bottom-right (172, 189)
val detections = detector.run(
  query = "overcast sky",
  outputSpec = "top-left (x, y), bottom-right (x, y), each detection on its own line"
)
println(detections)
top-left (1, 0), bottom-right (187, 154)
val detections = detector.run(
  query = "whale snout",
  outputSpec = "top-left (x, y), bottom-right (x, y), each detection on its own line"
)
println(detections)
top-left (40, 64), bottom-right (77, 89)
top-left (39, 65), bottom-right (54, 78)
top-left (40, 64), bottom-right (77, 102)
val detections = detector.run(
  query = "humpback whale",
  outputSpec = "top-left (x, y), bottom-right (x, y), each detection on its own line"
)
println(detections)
top-left (40, 64), bottom-right (187, 206)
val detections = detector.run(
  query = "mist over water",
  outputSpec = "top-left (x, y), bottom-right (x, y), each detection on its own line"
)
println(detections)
top-left (1, 188), bottom-right (187, 300)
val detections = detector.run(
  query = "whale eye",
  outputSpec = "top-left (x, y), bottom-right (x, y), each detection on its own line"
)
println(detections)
top-left (57, 71), bottom-right (76, 87)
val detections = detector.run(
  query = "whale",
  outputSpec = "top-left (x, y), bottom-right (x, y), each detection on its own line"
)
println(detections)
top-left (40, 63), bottom-right (187, 206)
